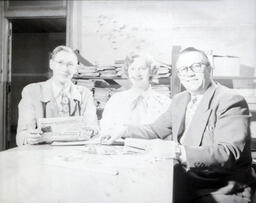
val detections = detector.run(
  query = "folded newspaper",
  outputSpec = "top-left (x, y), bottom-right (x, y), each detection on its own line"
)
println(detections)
top-left (37, 116), bottom-right (94, 142)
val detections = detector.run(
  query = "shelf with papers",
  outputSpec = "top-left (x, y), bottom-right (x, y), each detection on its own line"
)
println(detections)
top-left (73, 75), bottom-right (127, 80)
top-left (213, 76), bottom-right (256, 80)
top-left (74, 50), bottom-right (173, 119)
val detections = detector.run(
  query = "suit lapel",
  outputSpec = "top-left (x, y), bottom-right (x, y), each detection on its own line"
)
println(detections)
top-left (182, 83), bottom-right (217, 146)
top-left (68, 84), bottom-right (82, 116)
top-left (40, 79), bottom-right (59, 117)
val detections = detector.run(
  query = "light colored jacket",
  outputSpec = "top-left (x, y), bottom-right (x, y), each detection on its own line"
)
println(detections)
top-left (16, 79), bottom-right (98, 146)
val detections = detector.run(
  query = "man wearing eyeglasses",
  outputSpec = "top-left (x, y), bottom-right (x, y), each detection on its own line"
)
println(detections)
top-left (16, 45), bottom-right (98, 146)
top-left (104, 47), bottom-right (256, 203)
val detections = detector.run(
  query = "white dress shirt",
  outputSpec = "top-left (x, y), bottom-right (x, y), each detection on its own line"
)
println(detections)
top-left (100, 86), bottom-right (172, 136)
top-left (180, 94), bottom-right (203, 145)
top-left (51, 81), bottom-right (72, 114)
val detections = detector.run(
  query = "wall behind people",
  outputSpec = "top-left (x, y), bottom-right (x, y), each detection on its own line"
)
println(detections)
top-left (70, 0), bottom-right (256, 72)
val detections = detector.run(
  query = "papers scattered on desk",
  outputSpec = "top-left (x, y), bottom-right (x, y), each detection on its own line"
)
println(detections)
top-left (84, 145), bottom-right (125, 155)
top-left (83, 139), bottom-right (141, 155)
top-left (124, 138), bottom-right (176, 159)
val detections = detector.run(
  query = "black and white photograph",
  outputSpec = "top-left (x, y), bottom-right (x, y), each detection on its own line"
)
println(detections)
top-left (0, 0), bottom-right (256, 202)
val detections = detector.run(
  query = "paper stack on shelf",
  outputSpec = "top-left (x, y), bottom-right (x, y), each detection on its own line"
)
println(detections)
top-left (156, 65), bottom-right (171, 79)
top-left (97, 66), bottom-right (119, 78)
top-left (73, 79), bottom-right (95, 90)
top-left (77, 64), bottom-right (100, 77)
top-left (115, 59), bottom-right (128, 79)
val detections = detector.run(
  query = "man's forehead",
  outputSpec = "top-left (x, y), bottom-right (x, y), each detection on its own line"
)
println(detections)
top-left (176, 51), bottom-right (206, 66)
top-left (54, 50), bottom-right (77, 61)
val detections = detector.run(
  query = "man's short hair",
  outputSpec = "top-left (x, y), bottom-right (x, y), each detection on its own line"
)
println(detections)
top-left (178, 47), bottom-right (210, 65)
top-left (50, 45), bottom-right (77, 61)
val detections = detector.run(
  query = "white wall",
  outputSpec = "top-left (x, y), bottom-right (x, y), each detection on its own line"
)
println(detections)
top-left (71, 0), bottom-right (256, 71)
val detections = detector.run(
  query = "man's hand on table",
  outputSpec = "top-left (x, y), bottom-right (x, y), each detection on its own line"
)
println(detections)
top-left (100, 125), bottom-right (128, 145)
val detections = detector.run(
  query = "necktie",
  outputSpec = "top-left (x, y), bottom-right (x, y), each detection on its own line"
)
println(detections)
top-left (60, 92), bottom-right (70, 116)
top-left (185, 96), bottom-right (198, 129)
top-left (180, 96), bottom-right (198, 145)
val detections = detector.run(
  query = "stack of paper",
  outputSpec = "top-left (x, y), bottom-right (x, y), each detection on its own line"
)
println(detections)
top-left (156, 65), bottom-right (171, 79)
top-left (77, 65), bottom-right (100, 77)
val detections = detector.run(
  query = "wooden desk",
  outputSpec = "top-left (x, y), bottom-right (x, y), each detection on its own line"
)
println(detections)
top-left (0, 145), bottom-right (174, 203)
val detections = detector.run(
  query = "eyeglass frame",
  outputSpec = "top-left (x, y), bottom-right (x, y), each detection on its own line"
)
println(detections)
top-left (176, 62), bottom-right (210, 76)
top-left (52, 59), bottom-right (78, 69)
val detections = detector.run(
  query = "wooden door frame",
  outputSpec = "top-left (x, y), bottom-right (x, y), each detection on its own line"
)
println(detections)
top-left (0, 0), bottom-right (69, 150)
top-left (0, 1), bottom-right (9, 150)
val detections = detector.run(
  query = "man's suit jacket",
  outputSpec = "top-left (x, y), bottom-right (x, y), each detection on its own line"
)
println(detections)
top-left (127, 83), bottom-right (256, 200)
top-left (16, 79), bottom-right (98, 146)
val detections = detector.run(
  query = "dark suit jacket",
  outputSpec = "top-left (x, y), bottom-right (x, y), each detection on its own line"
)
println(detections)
top-left (127, 83), bottom-right (256, 201)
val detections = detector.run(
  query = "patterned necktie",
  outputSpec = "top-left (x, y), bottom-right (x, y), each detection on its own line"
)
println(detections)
top-left (60, 92), bottom-right (70, 116)
top-left (180, 96), bottom-right (198, 145)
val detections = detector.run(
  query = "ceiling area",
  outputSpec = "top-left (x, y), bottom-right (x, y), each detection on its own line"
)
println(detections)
top-left (12, 18), bottom-right (66, 33)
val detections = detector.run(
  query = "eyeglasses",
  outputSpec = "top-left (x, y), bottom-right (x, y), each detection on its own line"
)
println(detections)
top-left (53, 60), bottom-right (77, 69)
top-left (176, 62), bottom-right (209, 76)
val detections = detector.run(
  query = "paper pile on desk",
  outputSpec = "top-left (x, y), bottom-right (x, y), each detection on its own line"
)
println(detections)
top-left (124, 138), bottom-right (176, 159)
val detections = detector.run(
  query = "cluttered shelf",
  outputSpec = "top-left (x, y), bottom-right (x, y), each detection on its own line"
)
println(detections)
top-left (72, 72), bottom-right (172, 120)
top-left (213, 76), bottom-right (256, 80)
top-left (73, 50), bottom-right (172, 115)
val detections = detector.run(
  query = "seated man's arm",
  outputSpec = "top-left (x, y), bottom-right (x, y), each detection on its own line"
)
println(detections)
top-left (16, 85), bottom-right (42, 146)
top-left (127, 103), bottom-right (173, 139)
top-left (101, 101), bottom-right (173, 144)
top-left (184, 94), bottom-right (251, 170)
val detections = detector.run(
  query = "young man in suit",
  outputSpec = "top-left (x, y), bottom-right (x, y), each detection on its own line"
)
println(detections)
top-left (101, 47), bottom-right (256, 203)
top-left (16, 45), bottom-right (98, 146)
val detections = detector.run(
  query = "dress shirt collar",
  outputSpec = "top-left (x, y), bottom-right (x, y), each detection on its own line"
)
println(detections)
top-left (190, 94), bottom-right (203, 105)
top-left (50, 79), bottom-right (82, 102)
top-left (52, 80), bottom-right (72, 99)
top-left (129, 85), bottom-right (153, 99)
